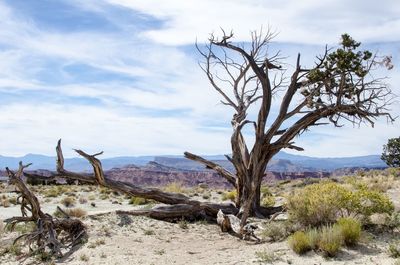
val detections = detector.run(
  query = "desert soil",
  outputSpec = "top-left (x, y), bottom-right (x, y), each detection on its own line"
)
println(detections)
top-left (0, 178), bottom-right (398, 265)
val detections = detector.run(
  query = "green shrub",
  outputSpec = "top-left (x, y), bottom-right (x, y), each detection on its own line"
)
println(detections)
top-left (318, 225), bottom-right (343, 257)
top-left (336, 217), bottom-right (361, 246)
top-left (287, 181), bottom-right (394, 227)
top-left (221, 190), bottom-right (236, 202)
top-left (288, 231), bottom-right (311, 254)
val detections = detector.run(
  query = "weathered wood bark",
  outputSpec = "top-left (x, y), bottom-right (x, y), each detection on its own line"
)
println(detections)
top-left (217, 210), bottom-right (260, 242)
top-left (52, 140), bottom-right (281, 223)
top-left (4, 162), bottom-right (87, 259)
top-left (189, 30), bottom-right (394, 231)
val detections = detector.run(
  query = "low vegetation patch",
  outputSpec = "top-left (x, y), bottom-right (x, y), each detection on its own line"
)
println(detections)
top-left (221, 190), bottom-right (236, 202)
top-left (318, 225), bottom-right (343, 257)
top-left (64, 208), bottom-right (87, 218)
top-left (60, 196), bottom-right (76, 207)
top-left (287, 181), bottom-right (394, 227)
top-left (163, 182), bottom-right (187, 193)
top-left (288, 217), bottom-right (362, 257)
top-left (336, 217), bottom-right (361, 246)
top-left (255, 249), bottom-right (281, 263)
top-left (389, 241), bottom-right (400, 258)
top-left (129, 196), bottom-right (149, 205)
top-left (261, 221), bottom-right (289, 242)
top-left (288, 231), bottom-right (311, 255)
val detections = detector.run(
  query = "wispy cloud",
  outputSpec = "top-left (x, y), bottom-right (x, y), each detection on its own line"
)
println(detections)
top-left (0, 0), bottom-right (398, 158)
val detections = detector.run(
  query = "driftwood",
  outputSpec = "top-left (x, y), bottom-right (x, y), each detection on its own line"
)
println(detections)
top-left (4, 162), bottom-right (87, 259)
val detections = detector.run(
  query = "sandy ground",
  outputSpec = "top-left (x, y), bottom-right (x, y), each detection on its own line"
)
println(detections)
top-left (0, 179), bottom-right (398, 265)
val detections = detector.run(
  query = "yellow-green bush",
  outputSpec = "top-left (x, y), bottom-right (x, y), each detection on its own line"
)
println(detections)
top-left (164, 182), bottom-right (187, 193)
top-left (129, 196), bottom-right (148, 205)
top-left (221, 190), bottom-right (236, 202)
top-left (288, 231), bottom-right (311, 254)
top-left (318, 225), bottom-right (343, 257)
top-left (260, 186), bottom-right (275, 207)
top-left (336, 217), bottom-right (361, 246)
top-left (261, 195), bottom-right (275, 207)
top-left (287, 181), bottom-right (394, 227)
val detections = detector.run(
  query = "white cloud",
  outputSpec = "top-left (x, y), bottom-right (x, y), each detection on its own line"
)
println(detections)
top-left (104, 0), bottom-right (400, 45)
top-left (0, 0), bottom-right (398, 158)
top-left (0, 103), bottom-right (231, 157)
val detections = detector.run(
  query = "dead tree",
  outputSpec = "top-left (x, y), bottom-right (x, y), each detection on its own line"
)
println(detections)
top-left (9, 32), bottom-right (394, 241)
top-left (4, 162), bottom-right (87, 260)
top-left (184, 30), bottom-right (395, 228)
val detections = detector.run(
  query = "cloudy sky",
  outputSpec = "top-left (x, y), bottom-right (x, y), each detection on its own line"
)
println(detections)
top-left (0, 0), bottom-right (399, 158)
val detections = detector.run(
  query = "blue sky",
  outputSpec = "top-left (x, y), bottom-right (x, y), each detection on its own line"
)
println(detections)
top-left (0, 0), bottom-right (399, 158)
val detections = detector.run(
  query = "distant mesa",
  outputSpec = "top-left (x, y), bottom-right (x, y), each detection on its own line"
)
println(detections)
top-left (0, 151), bottom-right (386, 188)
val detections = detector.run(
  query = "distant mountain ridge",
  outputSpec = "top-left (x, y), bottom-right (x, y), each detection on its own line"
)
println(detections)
top-left (0, 151), bottom-right (386, 172)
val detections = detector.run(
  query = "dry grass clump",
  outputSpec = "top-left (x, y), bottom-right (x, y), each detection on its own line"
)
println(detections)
top-left (336, 217), bottom-right (361, 246)
top-left (99, 194), bottom-right (109, 200)
top-left (221, 190), bottom-right (236, 202)
top-left (255, 249), bottom-right (281, 263)
top-left (79, 197), bottom-right (88, 204)
top-left (287, 181), bottom-right (394, 227)
top-left (64, 208), bottom-right (87, 218)
top-left (261, 221), bottom-right (289, 242)
top-left (1, 198), bottom-right (11, 208)
top-left (305, 228), bottom-right (319, 250)
top-left (80, 254), bottom-right (89, 262)
top-left (54, 207), bottom-right (87, 218)
top-left (129, 196), bottom-right (149, 205)
top-left (60, 196), bottom-right (76, 207)
top-left (0, 220), bottom-right (4, 235)
top-left (88, 238), bottom-right (106, 248)
top-left (318, 225), bottom-right (343, 257)
top-left (163, 182), bottom-right (187, 194)
top-left (178, 219), bottom-right (189, 230)
top-left (43, 185), bottom-right (72, 198)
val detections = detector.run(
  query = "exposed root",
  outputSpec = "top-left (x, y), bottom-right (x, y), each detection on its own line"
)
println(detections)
top-left (4, 162), bottom-right (87, 260)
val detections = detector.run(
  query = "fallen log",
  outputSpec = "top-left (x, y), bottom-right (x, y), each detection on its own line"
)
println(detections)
top-left (20, 139), bottom-right (283, 241)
